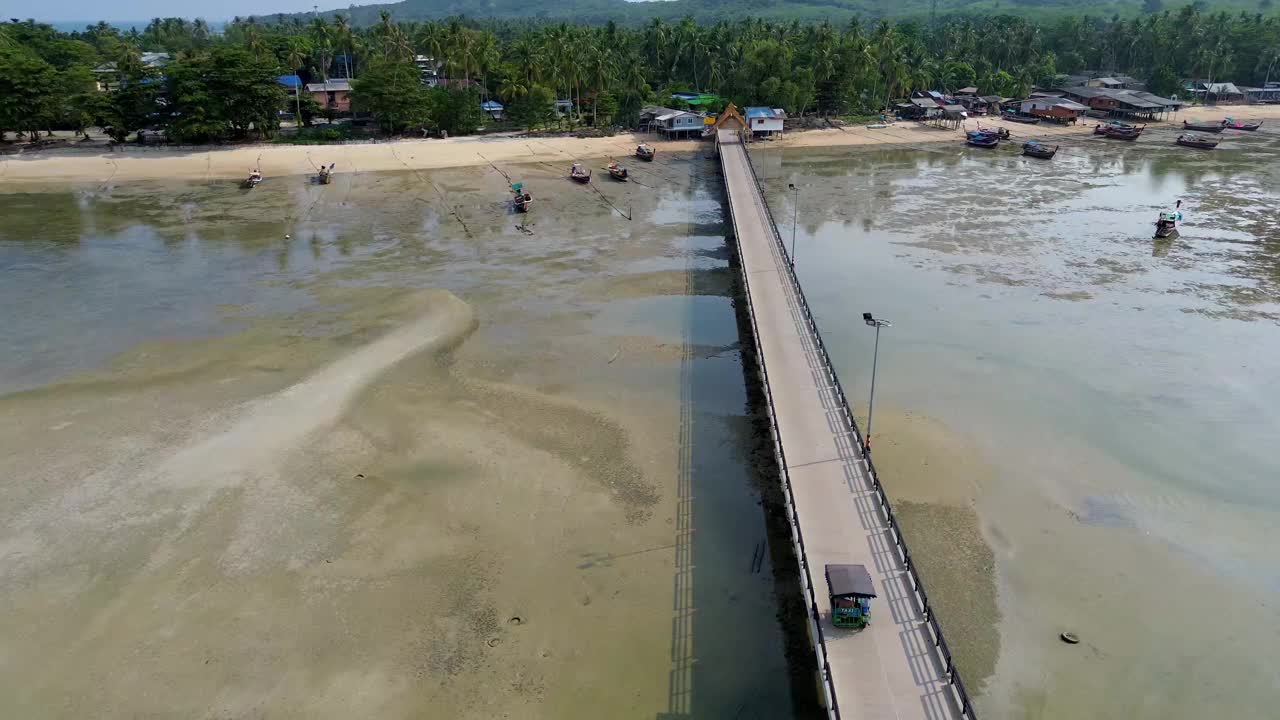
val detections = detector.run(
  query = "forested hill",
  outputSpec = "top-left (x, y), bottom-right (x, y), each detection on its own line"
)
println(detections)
top-left (255, 0), bottom-right (1273, 27)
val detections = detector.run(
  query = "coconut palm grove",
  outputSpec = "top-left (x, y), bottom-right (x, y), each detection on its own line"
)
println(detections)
top-left (1, 8), bottom-right (1279, 142)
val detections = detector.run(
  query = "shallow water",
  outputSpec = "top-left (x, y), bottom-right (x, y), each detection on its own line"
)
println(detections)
top-left (755, 124), bottom-right (1280, 718)
top-left (0, 157), bottom-right (812, 718)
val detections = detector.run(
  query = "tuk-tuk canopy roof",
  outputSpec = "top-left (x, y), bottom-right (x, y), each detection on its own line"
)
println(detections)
top-left (826, 563), bottom-right (876, 599)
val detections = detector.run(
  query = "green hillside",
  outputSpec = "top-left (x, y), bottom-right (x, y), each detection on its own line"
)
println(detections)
top-left (255, 0), bottom-right (1274, 26)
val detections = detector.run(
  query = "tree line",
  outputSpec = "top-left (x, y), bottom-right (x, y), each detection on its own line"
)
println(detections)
top-left (2, 8), bottom-right (1278, 142)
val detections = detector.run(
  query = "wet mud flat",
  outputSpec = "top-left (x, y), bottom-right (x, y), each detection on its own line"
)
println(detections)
top-left (753, 134), bottom-right (1280, 718)
top-left (0, 156), bottom-right (808, 718)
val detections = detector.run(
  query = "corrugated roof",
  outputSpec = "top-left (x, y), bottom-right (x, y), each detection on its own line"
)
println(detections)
top-left (1054, 99), bottom-right (1089, 111)
top-left (1063, 86), bottom-right (1110, 98)
top-left (744, 107), bottom-right (782, 119)
top-left (305, 80), bottom-right (351, 92)
top-left (1130, 91), bottom-right (1181, 107)
top-left (1203, 82), bottom-right (1242, 94)
top-left (277, 74), bottom-right (302, 88)
top-left (481, 100), bottom-right (504, 111)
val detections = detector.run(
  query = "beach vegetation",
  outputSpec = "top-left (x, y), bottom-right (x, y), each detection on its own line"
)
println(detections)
top-left (2, 8), bottom-right (1279, 143)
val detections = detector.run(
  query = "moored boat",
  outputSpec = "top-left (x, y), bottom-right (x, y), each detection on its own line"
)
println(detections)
top-left (1003, 113), bottom-right (1041, 124)
top-left (1183, 119), bottom-right (1226, 133)
top-left (635, 144), bottom-right (656, 161)
top-left (511, 182), bottom-right (532, 213)
top-left (1022, 141), bottom-right (1058, 159)
top-left (607, 161), bottom-right (629, 181)
top-left (242, 169), bottom-right (263, 189)
top-left (1224, 118), bottom-right (1262, 131)
top-left (1105, 126), bottom-right (1146, 140)
top-left (1176, 133), bottom-right (1219, 149)
top-left (1095, 121), bottom-right (1141, 136)
top-left (570, 163), bottom-right (591, 183)
top-left (1154, 201), bottom-right (1182, 238)
top-left (316, 163), bottom-right (335, 185)
top-left (966, 132), bottom-right (1000, 148)
top-left (973, 125), bottom-right (1010, 140)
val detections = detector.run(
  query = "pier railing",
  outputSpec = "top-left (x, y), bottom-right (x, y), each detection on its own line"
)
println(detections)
top-left (729, 137), bottom-right (979, 720)
top-left (720, 138), bottom-right (843, 720)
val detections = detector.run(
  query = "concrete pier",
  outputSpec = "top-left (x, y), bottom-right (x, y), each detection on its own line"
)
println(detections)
top-left (718, 129), bottom-right (974, 720)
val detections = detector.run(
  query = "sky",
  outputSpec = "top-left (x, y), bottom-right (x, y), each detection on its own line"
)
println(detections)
top-left (21, 0), bottom-right (329, 23)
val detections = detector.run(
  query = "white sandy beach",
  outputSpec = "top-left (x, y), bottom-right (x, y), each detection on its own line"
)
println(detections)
top-left (2, 104), bottom-right (1276, 185)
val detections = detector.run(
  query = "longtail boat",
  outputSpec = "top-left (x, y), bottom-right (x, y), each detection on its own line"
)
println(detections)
top-left (511, 183), bottom-right (531, 213)
top-left (1176, 133), bottom-right (1219, 149)
top-left (1022, 141), bottom-right (1058, 159)
top-left (1102, 125), bottom-right (1143, 140)
top-left (1154, 201), bottom-right (1182, 239)
top-left (966, 132), bottom-right (1000, 148)
top-left (1183, 119), bottom-right (1226, 133)
top-left (1224, 118), bottom-right (1262, 131)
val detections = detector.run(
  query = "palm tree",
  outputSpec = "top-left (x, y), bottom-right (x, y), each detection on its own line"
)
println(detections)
top-left (585, 45), bottom-right (616, 125)
top-left (498, 72), bottom-right (529, 104)
top-left (334, 15), bottom-right (354, 79)
top-left (509, 37), bottom-right (540, 86)
top-left (285, 38), bottom-right (311, 124)
top-left (1259, 46), bottom-right (1280, 87)
top-left (310, 18), bottom-right (333, 81)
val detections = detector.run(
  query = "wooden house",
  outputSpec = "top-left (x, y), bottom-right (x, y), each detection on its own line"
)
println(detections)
top-left (306, 80), bottom-right (352, 113)
top-left (1020, 98), bottom-right (1087, 123)
top-left (744, 107), bottom-right (785, 136)
top-left (713, 103), bottom-right (747, 132)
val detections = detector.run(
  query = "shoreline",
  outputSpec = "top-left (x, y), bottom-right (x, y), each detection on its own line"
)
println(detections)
top-left (1, 104), bottom-right (1276, 185)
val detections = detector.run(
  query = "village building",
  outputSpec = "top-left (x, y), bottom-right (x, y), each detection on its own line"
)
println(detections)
top-left (672, 92), bottom-right (725, 109)
top-left (1059, 86), bottom-right (1182, 120)
top-left (744, 107), bottom-right (785, 136)
top-left (904, 96), bottom-right (943, 121)
top-left (306, 80), bottom-right (352, 114)
top-left (712, 103), bottom-right (747, 132)
top-left (639, 106), bottom-right (706, 137)
top-left (414, 56), bottom-right (442, 87)
top-left (1196, 82), bottom-right (1245, 104)
top-left (951, 88), bottom-right (1002, 115)
top-left (480, 100), bottom-right (504, 120)
top-left (1019, 97), bottom-right (1087, 123)
top-left (1242, 84), bottom-right (1280, 104)
top-left (93, 52), bottom-right (170, 91)
top-left (1059, 72), bottom-right (1144, 91)
top-left (1086, 77), bottom-right (1125, 89)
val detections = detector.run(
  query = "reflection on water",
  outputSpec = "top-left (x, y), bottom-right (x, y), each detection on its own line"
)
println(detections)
top-left (0, 158), bottom-right (809, 718)
top-left (756, 126), bottom-right (1280, 718)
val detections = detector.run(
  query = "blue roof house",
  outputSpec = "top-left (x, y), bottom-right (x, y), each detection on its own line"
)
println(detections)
top-left (744, 107), bottom-right (785, 136)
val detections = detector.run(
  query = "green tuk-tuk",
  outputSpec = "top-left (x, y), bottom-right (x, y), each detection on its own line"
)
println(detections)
top-left (825, 563), bottom-right (876, 630)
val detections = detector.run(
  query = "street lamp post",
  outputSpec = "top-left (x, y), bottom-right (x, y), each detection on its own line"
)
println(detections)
top-left (787, 183), bottom-right (798, 267)
top-left (862, 313), bottom-right (891, 454)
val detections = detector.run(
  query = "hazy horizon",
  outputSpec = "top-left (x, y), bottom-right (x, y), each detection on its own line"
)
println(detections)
top-left (22, 1), bottom-right (325, 24)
